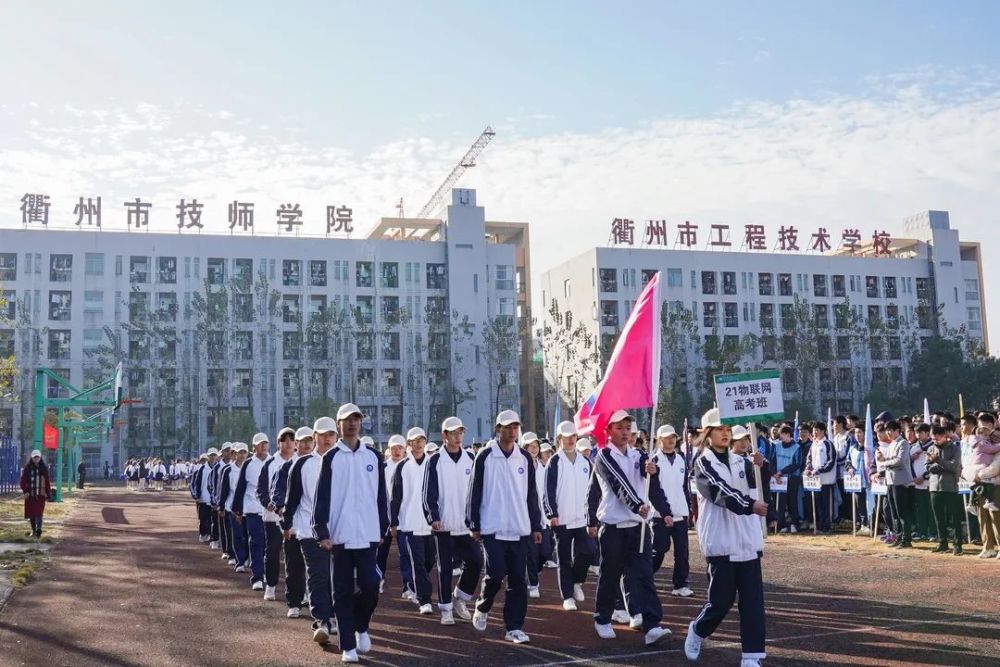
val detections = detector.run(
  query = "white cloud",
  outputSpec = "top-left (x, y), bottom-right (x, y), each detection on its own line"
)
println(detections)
top-left (2, 75), bottom-right (1000, 352)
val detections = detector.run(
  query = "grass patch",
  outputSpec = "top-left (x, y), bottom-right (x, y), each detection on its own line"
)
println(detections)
top-left (11, 560), bottom-right (39, 587)
top-left (0, 493), bottom-right (77, 522)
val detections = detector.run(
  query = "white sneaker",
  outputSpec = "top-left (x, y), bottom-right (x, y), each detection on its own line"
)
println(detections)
top-left (685, 621), bottom-right (703, 660)
top-left (313, 621), bottom-right (330, 645)
top-left (630, 614), bottom-right (644, 629)
top-left (595, 622), bottom-right (616, 639)
top-left (419, 603), bottom-right (434, 615)
top-left (235, 565), bottom-right (246, 573)
top-left (528, 585), bottom-right (540, 599)
top-left (287, 607), bottom-right (300, 619)
top-left (441, 609), bottom-right (455, 625)
top-left (789, 525), bottom-right (798, 534)
top-left (588, 565), bottom-right (601, 576)
top-left (778, 527), bottom-right (789, 534)
top-left (505, 629), bottom-right (531, 644)
top-left (453, 597), bottom-right (472, 620)
top-left (209, 541), bottom-right (219, 549)
top-left (544, 560), bottom-right (558, 569)
top-left (472, 610), bottom-right (488, 631)
top-left (644, 626), bottom-right (672, 645)
top-left (264, 585), bottom-right (276, 601)
top-left (611, 609), bottom-right (631, 624)
top-left (671, 587), bottom-right (694, 597)
top-left (978, 549), bottom-right (998, 559)
top-left (355, 631), bottom-right (371, 653)
top-left (563, 598), bottom-right (578, 611)
top-left (401, 589), bottom-right (417, 603)
top-left (740, 660), bottom-right (761, 667)
top-left (199, 535), bottom-right (210, 542)
top-left (341, 649), bottom-right (359, 663)
top-left (573, 583), bottom-right (585, 602)
top-left (226, 556), bottom-right (235, 563)
top-left (252, 580), bottom-right (264, 591)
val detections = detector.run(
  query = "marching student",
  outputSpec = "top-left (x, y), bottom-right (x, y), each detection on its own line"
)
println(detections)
top-left (256, 426), bottom-right (296, 601)
top-left (926, 424), bottom-right (964, 555)
top-left (377, 435), bottom-right (415, 599)
top-left (588, 409), bottom-right (672, 646)
top-left (389, 427), bottom-right (436, 616)
top-left (233, 432), bottom-right (270, 591)
top-left (772, 425), bottom-right (801, 533)
top-left (684, 408), bottom-right (769, 667)
top-left (313, 403), bottom-right (389, 664)
top-left (423, 416), bottom-right (482, 625)
top-left (521, 431), bottom-right (551, 599)
top-left (222, 443), bottom-right (249, 571)
top-left (283, 418), bottom-right (338, 645)
top-left (272, 427), bottom-right (313, 618)
top-left (467, 410), bottom-right (542, 645)
top-left (544, 421), bottom-right (596, 611)
top-left (649, 423), bottom-right (693, 597)
top-left (211, 443), bottom-right (234, 559)
top-left (190, 451), bottom-right (216, 543)
top-left (879, 420), bottom-right (915, 548)
top-left (804, 422), bottom-right (836, 535)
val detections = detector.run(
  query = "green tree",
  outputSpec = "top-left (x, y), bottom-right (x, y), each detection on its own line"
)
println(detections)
top-left (212, 410), bottom-right (259, 445)
top-left (0, 288), bottom-right (15, 401)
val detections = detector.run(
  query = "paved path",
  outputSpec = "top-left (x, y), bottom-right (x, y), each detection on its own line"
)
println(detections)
top-left (0, 488), bottom-right (998, 666)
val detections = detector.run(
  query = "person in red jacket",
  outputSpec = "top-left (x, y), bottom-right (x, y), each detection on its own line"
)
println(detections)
top-left (20, 449), bottom-right (51, 538)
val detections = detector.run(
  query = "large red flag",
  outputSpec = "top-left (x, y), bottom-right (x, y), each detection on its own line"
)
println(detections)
top-left (574, 271), bottom-right (661, 444)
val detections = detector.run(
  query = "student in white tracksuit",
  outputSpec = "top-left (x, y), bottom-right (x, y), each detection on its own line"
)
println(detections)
top-left (256, 426), bottom-right (296, 601)
top-left (544, 420), bottom-right (596, 611)
top-left (389, 427), bottom-right (435, 615)
top-left (376, 435), bottom-right (415, 597)
top-left (648, 424), bottom-right (692, 597)
top-left (685, 409), bottom-right (768, 667)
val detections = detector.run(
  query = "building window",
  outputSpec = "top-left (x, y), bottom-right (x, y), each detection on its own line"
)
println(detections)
top-left (758, 273), bottom-right (773, 296)
top-left (158, 257), bottom-right (177, 284)
top-left (838, 367), bottom-right (853, 391)
top-left (967, 307), bottom-right (982, 331)
top-left (817, 335), bottom-right (832, 360)
top-left (1, 291), bottom-right (14, 320)
top-left (831, 274), bottom-right (845, 297)
top-left (233, 293), bottom-right (253, 322)
top-left (50, 254), bottom-right (73, 282)
top-left (813, 274), bottom-right (828, 297)
top-left (599, 268), bottom-right (618, 293)
top-left (888, 336), bottom-right (902, 360)
top-left (282, 260), bottom-right (301, 287)
top-left (782, 335), bottom-right (797, 358)
top-left (381, 296), bottom-right (400, 322)
top-left (48, 329), bottom-right (71, 359)
top-left (84, 253), bottom-right (104, 276)
top-left (495, 264), bottom-right (515, 290)
top-left (701, 271), bottom-right (716, 295)
top-left (819, 368), bottom-right (834, 393)
top-left (780, 303), bottom-right (794, 329)
top-left (282, 295), bottom-right (300, 323)
top-left (867, 305), bottom-right (881, 324)
top-left (0, 330), bottom-right (15, 357)
top-left (0, 254), bottom-right (16, 281)
top-left (916, 277), bottom-right (930, 300)
top-left (883, 276), bottom-right (897, 299)
top-left (156, 292), bottom-right (177, 321)
top-left (355, 261), bottom-right (373, 288)
top-left (658, 268), bottom-right (677, 287)
top-left (381, 262), bottom-right (399, 289)
top-left (48, 291), bottom-right (71, 321)
top-left (426, 263), bottom-right (446, 289)
top-left (870, 337), bottom-right (884, 360)
top-left (834, 304), bottom-right (850, 328)
top-left (356, 369), bottom-right (374, 396)
top-left (783, 368), bottom-right (798, 393)
top-left (308, 331), bottom-right (328, 361)
top-left (813, 304), bottom-right (828, 328)
top-left (310, 369), bottom-right (328, 396)
top-left (864, 276), bottom-right (878, 298)
top-left (600, 300), bottom-right (619, 328)
top-left (282, 331), bottom-right (301, 360)
top-left (885, 305), bottom-right (899, 329)
top-left (837, 335), bottom-right (851, 360)
top-left (382, 332), bottom-right (400, 360)
top-left (426, 296), bottom-right (446, 324)
top-left (234, 258), bottom-right (253, 283)
top-left (207, 258), bottom-right (226, 285)
top-left (965, 279), bottom-right (979, 301)
top-left (310, 260), bottom-right (327, 287)
top-left (702, 302), bottom-right (717, 328)
top-left (428, 332), bottom-right (448, 361)
top-left (355, 296), bottom-right (373, 325)
top-left (309, 295), bottom-right (327, 319)
top-left (724, 302), bottom-right (738, 328)
top-left (778, 273), bottom-right (792, 296)
top-left (759, 303), bottom-right (774, 328)
top-left (722, 272), bottom-right (736, 295)
top-left (761, 335), bottom-right (776, 361)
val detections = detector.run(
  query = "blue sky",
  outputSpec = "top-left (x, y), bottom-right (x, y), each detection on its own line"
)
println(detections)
top-left (2, 1), bottom-right (1000, 349)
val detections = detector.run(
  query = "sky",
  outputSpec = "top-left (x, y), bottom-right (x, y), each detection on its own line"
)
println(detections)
top-left (2, 1), bottom-right (1000, 350)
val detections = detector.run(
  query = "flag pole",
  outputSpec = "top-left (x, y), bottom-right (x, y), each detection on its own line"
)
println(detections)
top-left (748, 421), bottom-right (767, 539)
top-left (639, 273), bottom-right (662, 555)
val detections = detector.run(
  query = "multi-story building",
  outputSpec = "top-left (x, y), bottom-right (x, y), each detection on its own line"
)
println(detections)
top-left (0, 189), bottom-right (532, 467)
top-left (540, 210), bottom-right (987, 419)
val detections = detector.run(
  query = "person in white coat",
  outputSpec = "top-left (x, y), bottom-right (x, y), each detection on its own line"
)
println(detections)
top-left (389, 427), bottom-right (435, 615)
top-left (648, 424), bottom-right (693, 597)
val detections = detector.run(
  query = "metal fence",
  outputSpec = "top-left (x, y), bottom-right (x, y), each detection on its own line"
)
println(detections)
top-left (0, 436), bottom-right (19, 494)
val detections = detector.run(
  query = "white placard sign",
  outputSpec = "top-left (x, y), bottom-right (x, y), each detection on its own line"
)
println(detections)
top-left (843, 474), bottom-right (863, 492)
top-left (713, 369), bottom-right (785, 425)
top-left (769, 477), bottom-right (788, 493)
top-left (958, 479), bottom-right (972, 496)
top-left (802, 474), bottom-right (822, 492)
top-left (871, 481), bottom-right (888, 496)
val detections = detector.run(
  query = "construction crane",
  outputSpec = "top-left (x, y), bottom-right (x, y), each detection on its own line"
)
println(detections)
top-left (417, 125), bottom-right (495, 219)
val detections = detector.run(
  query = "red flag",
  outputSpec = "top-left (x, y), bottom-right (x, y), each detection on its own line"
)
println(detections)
top-left (43, 422), bottom-right (59, 450)
top-left (574, 271), bottom-right (661, 445)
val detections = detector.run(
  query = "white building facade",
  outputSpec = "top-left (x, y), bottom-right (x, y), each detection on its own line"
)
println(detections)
top-left (540, 210), bottom-right (988, 417)
top-left (0, 189), bottom-right (527, 467)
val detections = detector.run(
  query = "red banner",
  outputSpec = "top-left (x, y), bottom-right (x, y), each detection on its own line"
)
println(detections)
top-left (43, 422), bottom-right (59, 450)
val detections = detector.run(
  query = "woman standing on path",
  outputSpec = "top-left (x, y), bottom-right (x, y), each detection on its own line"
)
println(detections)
top-left (20, 449), bottom-right (51, 538)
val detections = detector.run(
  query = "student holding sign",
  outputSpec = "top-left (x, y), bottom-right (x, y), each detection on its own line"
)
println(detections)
top-left (684, 408), bottom-right (768, 667)
top-left (804, 423), bottom-right (836, 535)
top-left (771, 426), bottom-right (801, 533)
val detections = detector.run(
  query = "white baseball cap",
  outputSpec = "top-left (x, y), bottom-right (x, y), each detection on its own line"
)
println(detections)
top-left (206, 447), bottom-right (219, 456)
top-left (731, 425), bottom-right (750, 441)
top-left (295, 426), bottom-right (314, 440)
top-left (520, 431), bottom-right (540, 446)
top-left (252, 432), bottom-right (269, 446)
top-left (220, 442), bottom-right (233, 451)
top-left (387, 434), bottom-right (406, 448)
top-left (556, 421), bottom-right (577, 438)
top-left (701, 408), bottom-right (722, 429)
top-left (232, 442), bottom-right (248, 453)
top-left (313, 416), bottom-right (338, 434)
top-left (656, 424), bottom-right (677, 438)
top-left (406, 427), bottom-right (427, 441)
top-left (427, 442), bottom-right (440, 453)
top-left (608, 409), bottom-right (633, 425)
top-left (575, 437), bottom-right (593, 452)
top-left (540, 443), bottom-right (554, 453)
top-left (360, 436), bottom-right (375, 447)
top-left (336, 403), bottom-right (363, 421)
top-left (495, 410), bottom-right (521, 426)
top-left (30, 449), bottom-right (42, 458)
top-left (277, 426), bottom-right (296, 440)
top-left (630, 421), bottom-right (639, 434)
top-left (198, 453), bottom-right (208, 461)
top-left (441, 416), bottom-right (464, 432)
